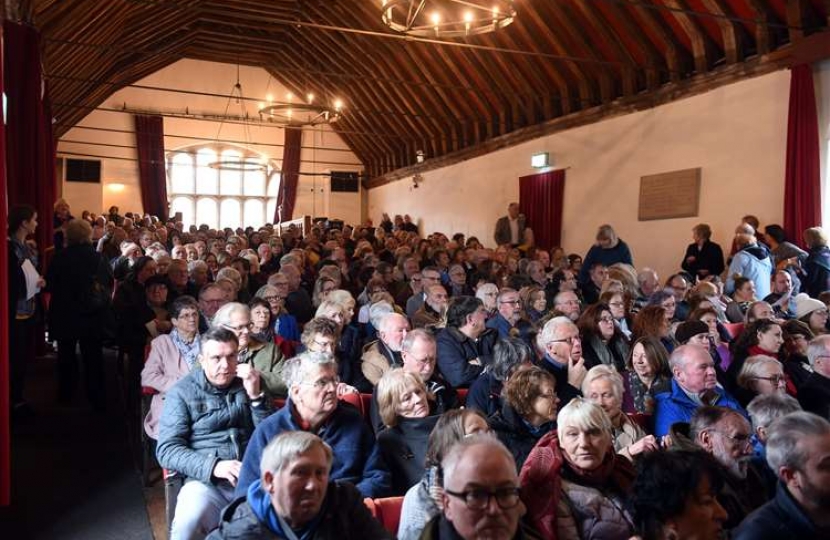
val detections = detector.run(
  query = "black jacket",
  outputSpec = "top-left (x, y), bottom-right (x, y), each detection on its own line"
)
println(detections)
top-left (377, 415), bottom-right (439, 496)
top-left (488, 403), bottom-right (554, 469)
top-left (803, 245), bottom-right (830, 298)
top-left (734, 481), bottom-right (826, 540)
top-left (682, 240), bottom-right (725, 279)
top-left (369, 374), bottom-right (457, 433)
top-left (466, 372), bottom-right (503, 417)
top-left (46, 243), bottom-right (114, 340)
top-left (207, 482), bottom-right (393, 540)
top-left (798, 372), bottom-right (830, 420)
top-left (435, 327), bottom-right (497, 388)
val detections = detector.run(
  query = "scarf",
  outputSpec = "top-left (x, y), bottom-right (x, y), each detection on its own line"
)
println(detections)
top-left (170, 328), bottom-right (200, 368)
top-left (519, 431), bottom-right (564, 539)
top-left (251, 327), bottom-right (274, 343)
top-left (247, 479), bottom-right (325, 540)
top-left (561, 444), bottom-right (636, 492)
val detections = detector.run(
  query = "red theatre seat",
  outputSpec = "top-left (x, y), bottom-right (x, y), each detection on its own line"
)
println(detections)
top-left (364, 496), bottom-right (404, 535)
top-left (723, 322), bottom-right (744, 340)
top-left (456, 388), bottom-right (468, 406)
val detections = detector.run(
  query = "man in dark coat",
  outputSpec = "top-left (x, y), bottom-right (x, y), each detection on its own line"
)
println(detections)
top-left (435, 297), bottom-right (497, 388)
top-left (734, 412), bottom-right (830, 540)
top-left (799, 335), bottom-right (830, 420)
top-left (493, 202), bottom-right (527, 247)
top-left (207, 432), bottom-right (392, 540)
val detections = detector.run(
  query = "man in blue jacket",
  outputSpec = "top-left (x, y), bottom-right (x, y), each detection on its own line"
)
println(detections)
top-left (235, 351), bottom-right (391, 499)
top-left (435, 296), bottom-right (497, 388)
top-left (735, 411), bottom-right (830, 539)
top-left (654, 344), bottom-right (745, 437)
top-left (156, 327), bottom-right (272, 540)
top-left (486, 288), bottom-right (533, 349)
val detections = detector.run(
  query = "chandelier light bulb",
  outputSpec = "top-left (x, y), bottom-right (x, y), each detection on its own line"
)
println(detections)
top-left (431, 12), bottom-right (441, 25)
top-left (334, 99), bottom-right (343, 111)
top-left (307, 93), bottom-right (315, 104)
top-left (266, 94), bottom-right (273, 103)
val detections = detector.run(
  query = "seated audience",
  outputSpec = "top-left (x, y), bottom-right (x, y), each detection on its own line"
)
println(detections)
top-left (763, 270), bottom-right (795, 318)
top-left (632, 450), bottom-right (728, 540)
top-left (422, 435), bottom-right (540, 540)
top-left (726, 319), bottom-right (783, 397)
top-left (376, 369), bottom-right (440, 495)
top-left (247, 297), bottom-right (274, 343)
top-left (141, 296), bottom-right (201, 440)
top-left (520, 285), bottom-right (547, 324)
top-left (552, 290), bottom-right (581, 321)
top-left (235, 351), bottom-right (390, 499)
top-left (654, 345), bottom-right (744, 437)
top-left (486, 288), bottom-right (533, 346)
top-left (623, 336), bottom-right (671, 415)
top-left (156, 327), bottom-right (270, 540)
top-left (577, 303), bottom-right (630, 371)
top-left (726, 277), bottom-right (758, 323)
top-left (489, 365), bottom-right (558, 468)
top-left (736, 355), bottom-right (789, 406)
top-left (397, 409), bottom-right (491, 540)
top-left (213, 302), bottom-right (285, 397)
top-left (406, 266), bottom-right (441, 318)
top-left (207, 431), bottom-right (392, 540)
top-left (734, 411), bottom-right (830, 539)
top-left (794, 292), bottom-right (828, 336)
top-left (435, 296), bottom-right (497, 388)
top-left (198, 283), bottom-right (227, 330)
top-left (746, 393), bottom-right (802, 491)
top-left (255, 282), bottom-right (300, 343)
top-left (412, 283), bottom-right (448, 330)
top-left (474, 281), bottom-right (499, 318)
top-left (687, 406), bottom-right (772, 530)
top-left (583, 365), bottom-right (658, 460)
top-left (632, 305), bottom-right (674, 353)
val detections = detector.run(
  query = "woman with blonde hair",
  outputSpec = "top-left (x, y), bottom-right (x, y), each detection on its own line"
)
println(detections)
top-left (376, 369), bottom-right (439, 495)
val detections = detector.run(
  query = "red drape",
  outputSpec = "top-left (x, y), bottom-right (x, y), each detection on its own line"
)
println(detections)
top-left (0, 20), bottom-right (9, 508)
top-left (4, 21), bottom-right (56, 254)
top-left (276, 127), bottom-right (302, 222)
top-left (519, 169), bottom-right (566, 251)
top-left (783, 64), bottom-right (822, 245)
top-left (134, 114), bottom-right (168, 220)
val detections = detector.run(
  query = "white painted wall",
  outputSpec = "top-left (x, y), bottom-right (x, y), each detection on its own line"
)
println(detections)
top-left (368, 70), bottom-right (792, 282)
top-left (57, 59), bottom-right (363, 225)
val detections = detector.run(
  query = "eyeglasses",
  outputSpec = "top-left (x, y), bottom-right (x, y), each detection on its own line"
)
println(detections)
top-left (500, 300), bottom-right (521, 305)
top-left (550, 336), bottom-right (580, 345)
top-left (445, 487), bottom-right (522, 510)
top-left (406, 354), bottom-right (435, 366)
top-left (223, 322), bottom-right (252, 333)
top-left (752, 375), bottom-right (787, 385)
top-left (177, 312), bottom-right (199, 320)
top-left (312, 339), bottom-right (336, 351)
top-left (710, 430), bottom-right (752, 447)
top-left (302, 376), bottom-right (340, 389)
top-left (263, 295), bottom-right (280, 302)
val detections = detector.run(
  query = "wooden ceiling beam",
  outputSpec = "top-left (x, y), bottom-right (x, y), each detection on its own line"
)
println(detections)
top-left (744, 0), bottom-right (775, 55)
top-left (700, 0), bottom-right (746, 64)
top-left (628, 2), bottom-right (687, 83)
top-left (787, 0), bottom-right (807, 43)
top-left (661, 0), bottom-right (716, 74)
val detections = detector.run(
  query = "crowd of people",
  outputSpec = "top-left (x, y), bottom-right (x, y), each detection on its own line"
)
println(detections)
top-left (8, 200), bottom-right (830, 539)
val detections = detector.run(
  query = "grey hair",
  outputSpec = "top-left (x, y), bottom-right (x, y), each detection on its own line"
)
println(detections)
top-left (637, 268), bottom-right (658, 287)
top-left (401, 328), bottom-right (435, 353)
top-left (369, 302), bottom-right (396, 330)
top-left (283, 351), bottom-right (338, 388)
top-left (442, 435), bottom-right (517, 489)
top-left (491, 337), bottom-right (531, 382)
top-left (255, 284), bottom-right (279, 299)
top-left (581, 364), bottom-right (624, 402)
top-left (747, 393), bottom-right (802, 432)
top-left (668, 344), bottom-right (708, 373)
top-left (260, 431), bottom-right (333, 475)
top-left (737, 355), bottom-right (783, 390)
top-left (536, 316), bottom-right (574, 353)
top-left (212, 302), bottom-right (250, 327)
top-left (766, 411), bottom-right (830, 475)
top-left (475, 282), bottom-right (498, 301)
top-left (557, 397), bottom-right (613, 435)
top-left (215, 267), bottom-right (242, 289)
top-left (806, 335), bottom-right (830, 367)
top-left (689, 406), bottom-right (747, 442)
top-left (187, 259), bottom-right (207, 274)
top-left (496, 287), bottom-right (519, 304)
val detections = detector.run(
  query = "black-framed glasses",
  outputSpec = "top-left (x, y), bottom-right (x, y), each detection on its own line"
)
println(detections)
top-left (710, 430), bottom-right (752, 447)
top-left (301, 376), bottom-right (340, 389)
top-left (499, 300), bottom-right (521, 305)
top-left (551, 336), bottom-right (580, 345)
top-left (445, 487), bottom-right (522, 510)
top-left (752, 375), bottom-right (786, 385)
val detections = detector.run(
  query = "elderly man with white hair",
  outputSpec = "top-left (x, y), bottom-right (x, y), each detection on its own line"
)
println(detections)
top-left (235, 351), bottom-right (390, 499)
top-left (653, 344), bottom-right (745, 437)
top-left (798, 334), bottom-right (830, 420)
top-left (208, 432), bottom-right (392, 539)
top-left (734, 411), bottom-right (830, 539)
top-left (536, 316), bottom-right (587, 405)
top-left (361, 312), bottom-right (410, 386)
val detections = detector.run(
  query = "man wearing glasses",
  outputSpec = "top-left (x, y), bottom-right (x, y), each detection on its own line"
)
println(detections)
top-left (536, 316), bottom-right (587, 405)
top-left (421, 436), bottom-right (541, 539)
top-left (487, 288), bottom-right (533, 348)
top-left (235, 351), bottom-right (390, 500)
top-left (407, 265), bottom-right (443, 318)
top-left (688, 406), bottom-right (772, 531)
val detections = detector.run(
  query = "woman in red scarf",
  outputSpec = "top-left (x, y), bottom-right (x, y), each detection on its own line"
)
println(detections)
top-left (519, 398), bottom-right (635, 540)
top-left (727, 320), bottom-right (786, 401)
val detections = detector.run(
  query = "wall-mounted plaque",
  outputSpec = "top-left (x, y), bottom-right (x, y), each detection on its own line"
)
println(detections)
top-left (638, 168), bottom-right (701, 221)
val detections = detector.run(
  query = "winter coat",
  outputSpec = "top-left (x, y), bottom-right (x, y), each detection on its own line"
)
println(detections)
top-left (244, 338), bottom-right (286, 398)
top-left (803, 245), bottom-right (830, 298)
top-left (466, 371), bottom-right (503, 417)
top-left (435, 327), bottom-right (497, 388)
top-left (726, 244), bottom-right (773, 299)
top-left (580, 333), bottom-right (629, 372)
top-left (419, 515), bottom-right (544, 540)
top-left (653, 379), bottom-right (745, 437)
top-left (378, 415), bottom-right (440, 495)
top-left (734, 481), bottom-right (826, 540)
top-left (798, 372), bottom-right (830, 420)
top-left (46, 242), bottom-right (114, 340)
top-left (361, 339), bottom-right (402, 386)
top-left (156, 369), bottom-right (271, 483)
top-left (578, 240), bottom-right (633, 285)
top-left (489, 403), bottom-right (554, 469)
top-left (207, 482), bottom-right (393, 540)
top-left (140, 334), bottom-right (196, 439)
top-left (235, 400), bottom-right (391, 499)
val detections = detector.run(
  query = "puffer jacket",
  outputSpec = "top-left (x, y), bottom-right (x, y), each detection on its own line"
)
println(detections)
top-left (156, 369), bottom-right (271, 483)
top-left (556, 479), bottom-right (635, 540)
top-left (207, 482), bottom-right (393, 540)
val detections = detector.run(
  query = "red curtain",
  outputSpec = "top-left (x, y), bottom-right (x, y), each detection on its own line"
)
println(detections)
top-left (0, 21), bottom-right (9, 508)
top-left (519, 169), bottom-right (566, 251)
top-left (3, 21), bottom-right (56, 254)
top-left (276, 127), bottom-right (302, 222)
top-left (783, 64), bottom-right (822, 245)
top-left (134, 114), bottom-right (168, 220)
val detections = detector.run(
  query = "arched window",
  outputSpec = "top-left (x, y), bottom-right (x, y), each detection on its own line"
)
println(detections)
top-left (166, 144), bottom-right (280, 229)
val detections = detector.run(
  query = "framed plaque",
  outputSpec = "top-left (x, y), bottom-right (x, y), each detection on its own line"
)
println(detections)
top-left (638, 168), bottom-right (701, 221)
